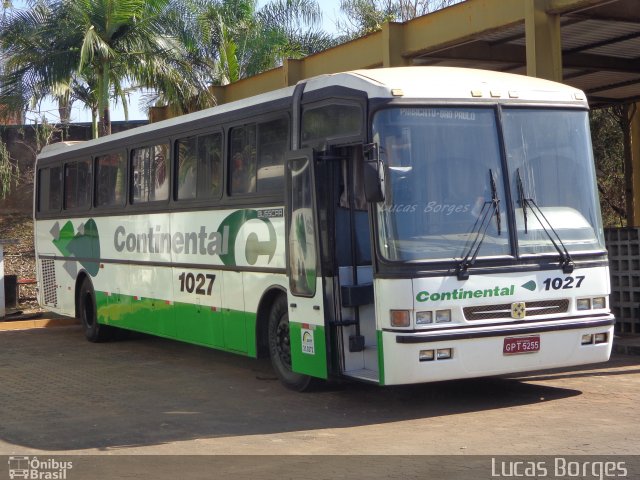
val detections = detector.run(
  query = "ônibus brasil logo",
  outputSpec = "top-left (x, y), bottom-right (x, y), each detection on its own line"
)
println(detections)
top-left (51, 209), bottom-right (279, 277)
top-left (8, 456), bottom-right (72, 480)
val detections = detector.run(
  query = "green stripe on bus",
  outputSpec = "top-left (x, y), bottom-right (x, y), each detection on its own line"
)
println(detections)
top-left (377, 330), bottom-right (385, 386)
top-left (95, 291), bottom-right (257, 357)
top-left (289, 322), bottom-right (328, 380)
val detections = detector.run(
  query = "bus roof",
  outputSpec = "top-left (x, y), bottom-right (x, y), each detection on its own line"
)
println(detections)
top-left (38, 67), bottom-right (587, 160)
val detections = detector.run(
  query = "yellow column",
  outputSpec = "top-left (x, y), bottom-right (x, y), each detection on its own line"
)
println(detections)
top-left (284, 59), bottom-right (304, 86)
top-left (382, 22), bottom-right (410, 68)
top-left (630, 104), bottom-right (640, 226)
top-left (525, 0), bottom-right (563, 82)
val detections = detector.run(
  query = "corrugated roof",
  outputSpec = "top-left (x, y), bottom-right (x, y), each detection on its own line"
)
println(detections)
top-left (412, 0), bottom-right (640, 107)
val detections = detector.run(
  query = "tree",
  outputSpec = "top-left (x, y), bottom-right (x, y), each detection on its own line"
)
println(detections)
top-left (0, 0), bottom-right (214, 137)
top-left (336, 0), bottom-right (462, 39)
top-left (189, 0), bottom-right (335, 85)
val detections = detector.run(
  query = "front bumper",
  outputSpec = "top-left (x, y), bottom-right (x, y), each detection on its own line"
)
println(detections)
top-left (380, 315), bottom-right (615, 385)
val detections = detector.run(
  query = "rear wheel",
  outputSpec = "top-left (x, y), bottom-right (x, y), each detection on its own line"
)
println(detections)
top-left (78, 277), bottom-right (113, 342)
top-left (268, 295), bottom-right (313, 391)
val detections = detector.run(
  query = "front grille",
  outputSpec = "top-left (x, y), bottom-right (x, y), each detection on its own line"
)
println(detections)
top-left (464, 299), bottom-right (570, 321)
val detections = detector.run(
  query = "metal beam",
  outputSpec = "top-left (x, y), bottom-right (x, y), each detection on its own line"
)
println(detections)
top-left (545, 0), bottom-right (619, 15)
top-left (401, 0), bottom-right (527, 58)
top-left (421, 41), bottom-right (640, 74)
top-left (525, 0), bottom-right (563, 81)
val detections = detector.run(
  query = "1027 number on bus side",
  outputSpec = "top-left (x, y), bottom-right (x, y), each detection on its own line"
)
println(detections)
top-left (178, 272), bottom-right (216, 295)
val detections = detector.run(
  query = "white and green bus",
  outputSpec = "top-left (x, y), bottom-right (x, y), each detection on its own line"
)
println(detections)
top-left (34, 67), bottom-right (614, 390)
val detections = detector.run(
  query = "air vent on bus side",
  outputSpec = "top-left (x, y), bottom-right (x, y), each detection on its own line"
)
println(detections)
top-left (41, 259), bottom-right (57, 307)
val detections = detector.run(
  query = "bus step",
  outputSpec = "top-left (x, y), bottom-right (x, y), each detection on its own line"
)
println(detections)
top-left (344, 368), bottom-right (379, 383)
top-left (331, 318), bottom-right (358, 327)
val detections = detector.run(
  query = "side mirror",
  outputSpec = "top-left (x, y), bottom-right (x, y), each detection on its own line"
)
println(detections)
top-left (363, 143), bottom-right (385, 203)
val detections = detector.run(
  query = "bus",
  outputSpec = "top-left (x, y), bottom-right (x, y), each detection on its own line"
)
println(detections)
top-left (34, 67), bottom-right (614, 390)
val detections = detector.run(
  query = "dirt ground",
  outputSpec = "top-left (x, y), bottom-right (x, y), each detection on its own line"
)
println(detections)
top-left (0, 325), bottom-right (638, 457)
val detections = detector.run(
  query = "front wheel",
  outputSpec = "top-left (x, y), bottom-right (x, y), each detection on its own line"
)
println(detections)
top-left (268, 295), bottom-right (314, 391)
top-left (78, 277), bottom-right (113, 342)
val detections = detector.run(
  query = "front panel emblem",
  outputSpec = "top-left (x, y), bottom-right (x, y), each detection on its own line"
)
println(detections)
top-left (511, 302), bottom-right (526, 319)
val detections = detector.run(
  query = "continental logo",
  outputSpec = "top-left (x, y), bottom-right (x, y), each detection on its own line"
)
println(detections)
top-left (416, 285), bottom-right (515, 302)
top-left (113, 209), bottom-right (277, 266)
top-left (415, 281), bottom-right (538, 303)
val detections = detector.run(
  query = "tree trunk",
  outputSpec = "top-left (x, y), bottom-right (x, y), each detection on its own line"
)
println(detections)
top-left (99, 106), bottom-right (111, 137)
top-left (91, 107), bottom-right (99, 139)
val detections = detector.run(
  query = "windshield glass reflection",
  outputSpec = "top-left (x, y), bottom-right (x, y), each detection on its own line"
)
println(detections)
top-left (373, 107), bottom-right (509, 262)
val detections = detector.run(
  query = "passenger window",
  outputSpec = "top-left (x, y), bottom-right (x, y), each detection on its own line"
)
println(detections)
top-left (95, 152), bottom-right (126, 207)
top-left (131, 143), bottom-right (169, 203)
top-left (229, 125), bottom-right (257, 195)
top-left (38, 166), bottom-right (62, 212)
top-left (257, 118), bottom-right (288, 193)
top-left (176, 132), bottom-right (222, 200)
top-left (302, 103), bottom-right (362, 149)
top-left (64, 159), bottom-right (92, 210)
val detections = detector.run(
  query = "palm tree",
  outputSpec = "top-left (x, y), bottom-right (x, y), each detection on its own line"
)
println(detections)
top-left (70, 0), bottom-right (214, 135)
top-left (191, 0), bottom-right (335, 85)
top-left (0, 0), bottom-right (214, 137)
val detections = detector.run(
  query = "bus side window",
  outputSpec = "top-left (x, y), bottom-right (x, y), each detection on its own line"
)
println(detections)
top-left (197, 132), bottom-right (222, 199)
top-left (38, 166), bottom-right (62, 212)
top-left (95, 152), bottom-right (126, 207)
top-left (257, 117), bottom-right (288, 193)
top-left (176, 136), bottom-right (198, 200)
top-left (176, 132), bottom-right (223, 201)
top-left (229, 125), bottom-right (257, 195)
top-left (301, 103), bottom-right (362, 150)
top-left (64, 159), bottom-right (92, 210)
top-left (131, 143), bottom-right (169, 203)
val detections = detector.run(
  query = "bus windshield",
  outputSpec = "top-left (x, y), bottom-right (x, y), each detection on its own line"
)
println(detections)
top-left (372, 107), bottom-right (605, 263)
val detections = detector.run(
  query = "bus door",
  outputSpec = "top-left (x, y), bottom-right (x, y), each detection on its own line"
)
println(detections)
top-left (285, 149), bottom-right (328, 380)
top-left (332, 145), bottom-right (378, 382)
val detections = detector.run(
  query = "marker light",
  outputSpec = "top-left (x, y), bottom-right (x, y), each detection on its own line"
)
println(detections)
top-left (416, 311), bottom-right (433, 325)
top-left (577, 299), bottom-right (592, 311)
top-left (435, 309), bottom-right (452, 323)
top-left (419, 350), bottom-right (435, 361)
top-left (592, 297), bottom-right (606, 309)
top-left (437, 348), bottom-right (453, 360)
top-left (390, 310), bottom-right (410, 328)
top-left (581, 334), bottom-right (594, 345)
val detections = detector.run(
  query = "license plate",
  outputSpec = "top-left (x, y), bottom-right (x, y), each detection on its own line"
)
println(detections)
top-left (503, 335), bottom-right (540, 355)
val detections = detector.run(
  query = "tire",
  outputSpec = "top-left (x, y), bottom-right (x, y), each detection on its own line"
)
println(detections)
top-left (78, 277), bottom-right (113, 343)
top-left (268, 295), bottom-right (314, 391)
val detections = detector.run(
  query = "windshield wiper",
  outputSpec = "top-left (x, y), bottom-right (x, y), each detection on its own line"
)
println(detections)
top-left (457, 169), bottom-right (501, 280)
top-left (516, 168), bottom-right (574, 274)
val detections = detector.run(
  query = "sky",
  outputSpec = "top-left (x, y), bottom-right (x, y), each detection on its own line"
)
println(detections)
top-left (6, 0), bottom-right (343, 124)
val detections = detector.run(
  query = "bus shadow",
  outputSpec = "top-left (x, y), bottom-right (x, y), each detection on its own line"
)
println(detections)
top-left (0, 326), bottom-right (587, 452)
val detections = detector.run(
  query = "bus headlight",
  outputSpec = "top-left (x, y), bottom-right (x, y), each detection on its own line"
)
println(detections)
top-left (592, 297), bottom-right (606, 309)
top-left (390, 310), bottom-right (410, 328)
top-left (577, 298), bottom-right (591, 311)
top-left (419, 349), bottom-right (435, 361)
top-left (581, 334), bottom-right (593, 345)
top-left (435, 309), bottom-right (452, 323)
top-left (416, 311), bottom-right (433, 325)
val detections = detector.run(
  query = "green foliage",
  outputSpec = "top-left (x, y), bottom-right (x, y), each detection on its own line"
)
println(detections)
top-left (0, 138), bottom-right (18, 199)
top-left (590, 107), bottom-right (626, 227)
top-left (336, 0), bottom-right (462, 39)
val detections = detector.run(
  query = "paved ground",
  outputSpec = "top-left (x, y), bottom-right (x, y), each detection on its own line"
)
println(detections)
top-left (0, 325), bottom-right (638, 458)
